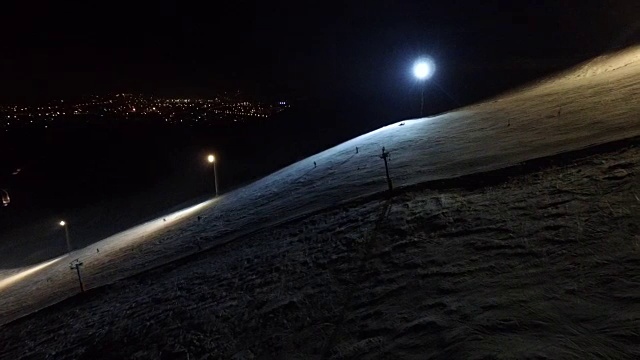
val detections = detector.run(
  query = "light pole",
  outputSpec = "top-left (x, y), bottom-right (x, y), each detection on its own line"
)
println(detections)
top-left (413, 58), bottom-right (435, 116)
top-left (379, 147), bottom-right (393, 193)
top-left (59, 220), bottom-right (72, 254)
top-left (69, 259), bottom-right (85, 293)
top-left (207, 154), bottom-right (218, 196)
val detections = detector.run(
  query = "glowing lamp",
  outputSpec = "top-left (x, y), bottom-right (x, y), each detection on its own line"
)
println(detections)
top-left (413, 59), bottom-right (435, 80)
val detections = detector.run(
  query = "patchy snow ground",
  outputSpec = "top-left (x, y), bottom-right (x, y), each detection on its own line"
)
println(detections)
top-left (1, 46), bottom-right (640, 328)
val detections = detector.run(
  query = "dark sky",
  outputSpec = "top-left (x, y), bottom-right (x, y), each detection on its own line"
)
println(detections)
top-left (2, 1), bottom-right (640, 116)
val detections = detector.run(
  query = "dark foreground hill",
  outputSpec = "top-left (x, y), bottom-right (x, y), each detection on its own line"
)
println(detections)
top-left (1, 143), bottom-right (639, 359)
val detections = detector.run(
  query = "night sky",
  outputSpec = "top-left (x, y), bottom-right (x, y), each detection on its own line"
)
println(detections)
top-left (2, 1), bottom-right (640, 118)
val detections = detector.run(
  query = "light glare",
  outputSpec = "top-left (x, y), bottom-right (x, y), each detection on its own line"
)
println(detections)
top-left (414, 59), bottom-right (434, 80)
top-left (59, 221), bottom-right (66, 227)
top-left (207, 154), bottom-right (215, 163)
top-left (0, 256), bottom-right (65, 291)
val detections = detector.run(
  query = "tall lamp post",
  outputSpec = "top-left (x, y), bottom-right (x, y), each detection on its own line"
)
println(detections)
top-left (413, 58), bottom-right (435, 116)
top-left (207, 154), bottom-right (218, 196)
top-left (59, 220), bottom-right (72, 254)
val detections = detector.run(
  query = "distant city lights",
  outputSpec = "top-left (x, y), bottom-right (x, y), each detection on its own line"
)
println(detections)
top-left (0, 94), bottom-right (290, 131)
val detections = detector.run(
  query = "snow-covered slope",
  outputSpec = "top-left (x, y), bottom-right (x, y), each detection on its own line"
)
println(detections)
top-left (561, 45), bottom-right (640, 80)
top-left (2, 46), bottom-right (640, 325)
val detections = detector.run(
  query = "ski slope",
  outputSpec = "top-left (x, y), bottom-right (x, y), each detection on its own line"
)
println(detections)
top-left (2, 46), bottom-right (640, 325)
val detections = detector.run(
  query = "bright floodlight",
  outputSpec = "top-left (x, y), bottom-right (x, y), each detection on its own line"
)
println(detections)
top-left (59, 221), bottom-right (66, 226)
top-left (207, 154), bottom-right (215, 163)
top-left (413, 59), bottom-right (434, 80)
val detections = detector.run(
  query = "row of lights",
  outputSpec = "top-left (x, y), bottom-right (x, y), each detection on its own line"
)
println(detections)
top-left (57, 154), bottom-right (219, 253)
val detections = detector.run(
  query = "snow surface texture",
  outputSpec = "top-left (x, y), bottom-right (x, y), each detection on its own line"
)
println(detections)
top-left (2, 145), bottom-right (639, 359)
top-left (1, 46), bottom-right (640, 325)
